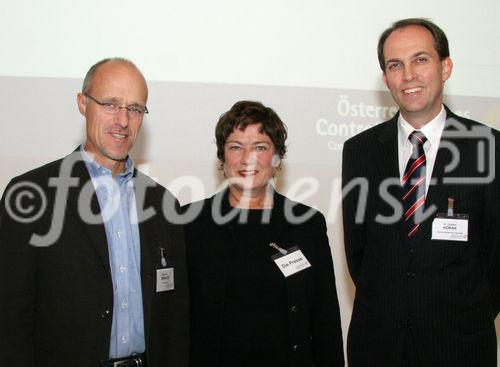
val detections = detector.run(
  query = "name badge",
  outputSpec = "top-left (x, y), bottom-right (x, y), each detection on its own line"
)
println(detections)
top-left (271, 245), bottom-right (311, 277)
top-left (431, 213), bottom-right (469, 242)
top-left (156, 268), bottom-right (174, 292)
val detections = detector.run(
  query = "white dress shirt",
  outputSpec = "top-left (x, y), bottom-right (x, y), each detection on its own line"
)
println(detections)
top-left (398, 106), bottom-right (447, 195)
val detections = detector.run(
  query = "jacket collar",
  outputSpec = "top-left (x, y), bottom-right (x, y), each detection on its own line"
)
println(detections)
top-left (377, 104), bottom-right (458, 143)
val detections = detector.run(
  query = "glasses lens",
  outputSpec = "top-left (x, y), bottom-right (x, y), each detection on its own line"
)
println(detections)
top-left (127, 106), bottom-right (146, 115)
top-left (100, 101), bottom-right (119, 113)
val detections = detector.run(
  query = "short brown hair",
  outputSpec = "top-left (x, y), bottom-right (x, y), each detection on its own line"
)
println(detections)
top-left (215, 101), bottom-right (288, 162)
top-left (377, 18), bottom-right (450, 71)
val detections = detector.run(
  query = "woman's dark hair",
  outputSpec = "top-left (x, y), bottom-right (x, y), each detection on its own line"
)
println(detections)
top-left (215, 100), bottom-right (288, 162)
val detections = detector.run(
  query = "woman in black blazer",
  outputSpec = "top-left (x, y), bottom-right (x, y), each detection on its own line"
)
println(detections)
top-left (184, 101), bottom-right (344, 367)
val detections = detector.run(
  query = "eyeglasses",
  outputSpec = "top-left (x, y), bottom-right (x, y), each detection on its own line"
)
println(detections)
top-left (84, 93), bottom-right (149, 116)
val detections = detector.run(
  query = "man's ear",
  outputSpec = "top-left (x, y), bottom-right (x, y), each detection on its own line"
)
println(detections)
top-left (382, 72), bottom-right (388, 88)
top-left (441, 57), bottom-right (453, 82)
top-left (77, 93), bottom-right (86, 116)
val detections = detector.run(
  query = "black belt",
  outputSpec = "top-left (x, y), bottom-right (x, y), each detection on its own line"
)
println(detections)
top-left (101, 353), bottom-right (147, 367)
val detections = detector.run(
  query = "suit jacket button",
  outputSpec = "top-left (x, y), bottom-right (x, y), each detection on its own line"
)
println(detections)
top-left (405, 271), bottom-right (415, 278)
top-left (292, 344), bottom-right (299, 352)
top-left (290, 305), bottom-right (298, 312)
top-left (101, 310), bottom-right (111, 319)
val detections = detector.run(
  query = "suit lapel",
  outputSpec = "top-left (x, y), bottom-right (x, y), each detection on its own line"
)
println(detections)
top-left (419, 108), bottom-right (466, 237)
top-left (375, 115), bottom-right (401, 187)
top-left (133, 172), bottom-right (159, 351)
top-left (422, 136), bottom-right (452, 220)
top-left (270, 191), bottom-right (292, 245)
top-left (65, 150), bottom-right (111, 279)
top-left (376, 116), bottom-right (408, 245)
top-left (135, 172), bottom-right (157, 278)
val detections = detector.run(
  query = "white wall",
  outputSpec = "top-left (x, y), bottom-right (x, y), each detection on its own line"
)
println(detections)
top-left (1, 0), bottom-right (500, 97)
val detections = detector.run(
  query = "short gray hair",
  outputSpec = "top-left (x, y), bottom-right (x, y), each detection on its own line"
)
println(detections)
top-left (81, 57), bottom-right (139, 94)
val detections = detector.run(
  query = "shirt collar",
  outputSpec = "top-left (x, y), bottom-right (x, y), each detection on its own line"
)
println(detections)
top-left (398, 105), bottom-right (446, 149)
top-left (80, 145), bottom-right (134, 181)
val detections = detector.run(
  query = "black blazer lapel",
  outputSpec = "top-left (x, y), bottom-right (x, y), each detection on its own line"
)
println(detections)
top-left (65, 150), bottom-right (111, 279)
top-left (420, 108), bottom-right (467, 238)
top-left (376, 115), bottom-right (408, 245)
top-left (376, 115), bottom-right (401, 185)
top-left (270, 191), bottom-right (293, 245)
top-left (134, 172), bottom-right (160, 351)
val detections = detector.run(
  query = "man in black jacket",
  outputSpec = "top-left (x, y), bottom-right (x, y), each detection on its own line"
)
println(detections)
top-left (342, 18), bottom-right (499, 367)
top-left (0, 58), bottom-right (189, 367)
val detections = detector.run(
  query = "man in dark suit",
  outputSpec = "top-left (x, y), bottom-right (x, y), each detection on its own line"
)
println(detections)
top-left (0, 58), bottom-right (189, 367)
top-left (342, 18), bottom-right (499, 367)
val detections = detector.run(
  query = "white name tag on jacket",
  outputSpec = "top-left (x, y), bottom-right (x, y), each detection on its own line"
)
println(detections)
top-left (431, 214), bottom-right (469, 242)
top-left (272, 246), bottom-right (311, 277)
top-left (156, 268), bottom-right (174, 292)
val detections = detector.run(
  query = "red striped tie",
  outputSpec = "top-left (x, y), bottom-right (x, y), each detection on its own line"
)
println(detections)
top-left (402, 131), bottom-right (427, 241)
